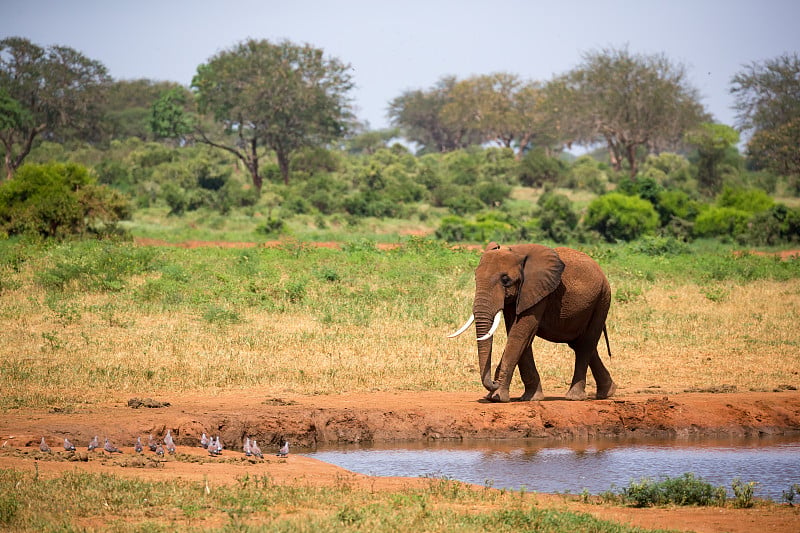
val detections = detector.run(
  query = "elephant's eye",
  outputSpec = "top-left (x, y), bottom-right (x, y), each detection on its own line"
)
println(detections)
top-left (500, 274), bottom-right (513, 287)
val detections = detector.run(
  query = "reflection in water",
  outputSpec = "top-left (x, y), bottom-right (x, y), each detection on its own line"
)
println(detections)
top-left (308, 437), bottom-right (800, 500)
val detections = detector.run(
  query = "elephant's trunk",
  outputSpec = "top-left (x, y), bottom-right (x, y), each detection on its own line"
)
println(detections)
top-left (474, 300), bottom-right (502, 392)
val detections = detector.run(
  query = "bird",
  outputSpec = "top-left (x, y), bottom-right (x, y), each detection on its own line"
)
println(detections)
top-left (164, 429), bottom-right (174, 447)
top-left (63, 437), bottom-right (76, 452)
top-left (148, 434), bottom-right (157, 452)
top-left (166, 440), bottom-right (176, 455)
top-left (209, 436), bottom-right (222, 456)
top-left (251, 439), bottom-right (263, 459)
top-left (277, 440), bottom-right (289, 458)
top-left (134, 437), bottom-right (143, 454)
top-left (155, 443), bottom-right (164, 456)
top-left (104, 438), bottom-right (122, 453)
top-left (39, 437), bottom-right (51, 453)
top-left (88, 435), bottom-right (99, 452)
top-left (200, 433), bottom-right (209, 449)
top-left (243, 437), bottom-right (252, 456)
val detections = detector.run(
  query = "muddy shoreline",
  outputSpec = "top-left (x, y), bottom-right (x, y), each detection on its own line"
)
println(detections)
top-left (3, 391), bottom-right (799, 451)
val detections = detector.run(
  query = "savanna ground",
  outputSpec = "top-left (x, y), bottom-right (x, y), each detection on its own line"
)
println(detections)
top-left (1, 235), bottom-right (799, 532)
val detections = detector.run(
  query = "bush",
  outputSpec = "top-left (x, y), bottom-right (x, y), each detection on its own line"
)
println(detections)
top-left (537, 191), bottom-right (578, 243)
top-left (716, 186), bottom-right (774, 213)
top-left (0, 163), bottom-right (131, 238)
top-left (694, 206), bottom-right (751, 238)
top-left (435, 212), bottom-right (521, 243)
top-left (622, 473), bottom-right (726, 507)
top-left (518, 148), bottom-right (566, 187)
top-left (584, 193), bottom-right (659, 242)
top-left (737, 204), bottom-right (800, 245)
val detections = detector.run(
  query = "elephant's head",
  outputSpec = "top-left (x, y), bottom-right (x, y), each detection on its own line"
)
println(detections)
top-left (449, 242), bottom-right (565, 393)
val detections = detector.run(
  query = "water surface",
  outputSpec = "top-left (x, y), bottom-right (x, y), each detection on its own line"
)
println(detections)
top-left (308, 437), bottom-right (800, 500)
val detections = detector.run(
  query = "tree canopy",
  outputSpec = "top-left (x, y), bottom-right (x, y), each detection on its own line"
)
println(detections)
top-left (191, 38), bottom-right (355, 190)
top-left (731, 52), bottom-right (800, 182)
top-left (550, 47), bottom-right (707, 176)
top-left (0, 37), bottom-right (110, 180)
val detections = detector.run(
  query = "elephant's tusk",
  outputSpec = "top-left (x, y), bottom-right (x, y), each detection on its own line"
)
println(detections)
top-left (447, 314), bottom-right (475, 338)
top-left (477, 311), bottom-right (503, 341)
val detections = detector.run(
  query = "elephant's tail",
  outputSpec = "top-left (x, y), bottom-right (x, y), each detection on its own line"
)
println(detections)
top-left (603, 324), bottom-right (612, 358)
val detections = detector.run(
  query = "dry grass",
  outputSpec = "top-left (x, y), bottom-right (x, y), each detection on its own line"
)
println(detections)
top-left (1, 240), bottom-right (798, 409)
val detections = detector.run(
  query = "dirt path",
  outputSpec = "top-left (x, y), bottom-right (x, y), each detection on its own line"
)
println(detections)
top-left (2, 390), bottom-right (799, 533)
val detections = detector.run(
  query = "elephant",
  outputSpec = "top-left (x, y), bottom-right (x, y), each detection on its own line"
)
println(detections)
top-left (449, 242), bottom-right (616, 402)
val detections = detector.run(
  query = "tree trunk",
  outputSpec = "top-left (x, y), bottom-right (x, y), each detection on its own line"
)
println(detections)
top-left (626, 143), bottom-right (638, 178)
top-left (276, 148), bottom-right (290, 186)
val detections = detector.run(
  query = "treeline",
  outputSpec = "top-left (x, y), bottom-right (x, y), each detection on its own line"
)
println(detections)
top-left (1, 37), bottom-right (799, 245)
top-left (4, 135), bottom-right (798, 247)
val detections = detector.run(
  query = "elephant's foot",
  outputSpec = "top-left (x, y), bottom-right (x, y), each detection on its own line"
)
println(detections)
top-left (487, 388), bottom-right (511, 403)
top-left (596, 380), bottom-right (617, 400)
top-left (565, 380), bottom-right (587, 401)
top-left (520, 382), bottom-right (544, 401)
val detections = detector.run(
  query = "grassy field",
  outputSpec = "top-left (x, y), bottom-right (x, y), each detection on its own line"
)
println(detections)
top-left (1, 235), bottom-right (799, 531)
top-left (0, 468), bottom-right (679, 532)
top-left (1, 236), bottom-right (798, 410)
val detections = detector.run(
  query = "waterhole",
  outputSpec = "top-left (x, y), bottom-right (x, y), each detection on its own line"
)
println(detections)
top-left (308, 437), bottom-right (800, 500)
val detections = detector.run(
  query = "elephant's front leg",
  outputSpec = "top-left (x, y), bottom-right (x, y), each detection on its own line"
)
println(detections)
top-left (489, 313), bottom-right (540, 403)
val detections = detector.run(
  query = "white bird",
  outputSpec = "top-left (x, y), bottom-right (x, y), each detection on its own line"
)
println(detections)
top-left (251, 439), bottom-right (263, 459)
top-left (88, 435), bottom-right (99, 452)
top-left (277, 440), bottom-right (289, 458)
top-left (148, 434), bottom-right (157, 452)
top-left (215, 436), bottom-right (223, 454)
top-left (243, 437), bottom-right (252, 456)
top-left (200, 433), bottom-right (209, 449)
top-left (164, 429), bottom-right (174, 447)
top-left (63, 437), bottom-right (76, 452)
top-left (39, 437), bottom-right (51, 453)
top-left (104, 438), bottom-right (122, 453)
top-left (134, 437), bottom-right (143, 453)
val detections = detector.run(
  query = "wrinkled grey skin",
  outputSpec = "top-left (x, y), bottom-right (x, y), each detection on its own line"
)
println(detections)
top-left (466, 242), bottom-right (616, 402)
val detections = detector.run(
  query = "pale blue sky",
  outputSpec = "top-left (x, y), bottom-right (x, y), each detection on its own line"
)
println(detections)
top-left (3, 0), bottom-right (799, 132)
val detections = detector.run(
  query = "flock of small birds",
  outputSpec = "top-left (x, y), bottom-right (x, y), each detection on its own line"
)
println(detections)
top-left (38, 430), bottom-right (290, 459)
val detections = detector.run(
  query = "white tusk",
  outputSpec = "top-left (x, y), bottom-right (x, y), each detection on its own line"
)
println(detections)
top-left (477, 311), bottom-right (503, 341)
top-left (447, 314), bottom-right (475, 338)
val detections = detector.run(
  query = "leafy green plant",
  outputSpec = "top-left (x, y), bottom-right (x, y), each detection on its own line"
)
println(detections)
top-left (0, 162), bottom-right (131, 238)
top-left (621, 473), bottom-right (726, 507)
top-left (584, 193), bottom-right (659, 242)
top-left (782, 483), bottom-right (800, 505)
top-left (731, 478), bottom-right (758, 508)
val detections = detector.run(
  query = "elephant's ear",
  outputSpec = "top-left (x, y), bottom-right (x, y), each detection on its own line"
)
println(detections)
top-left (516, 245), bottom-right (565, 315)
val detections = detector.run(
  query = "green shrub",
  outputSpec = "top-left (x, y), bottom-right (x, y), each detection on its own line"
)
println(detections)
top-left (622, 473), bottom-right (726, 507)
top-left (435, 213), bottom-right (521, 243)
top-left (475, 180), bottom-right (512, 206)
top-left (694, 206), bottom-right (751, 238)
top-left (716, 186), bottom-right (774, 213)
top-left (736, 204), bottom-right (800, 245)
top-left (584, 193), bottom-right (659, 242)
top-left (0, 162), bottom-right (131, 239)
top-left (537, 191), bottom-right (578, 243)
top-left (517, 148), bottom-right (566, 187)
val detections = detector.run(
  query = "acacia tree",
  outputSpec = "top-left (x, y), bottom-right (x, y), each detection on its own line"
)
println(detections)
top-left (552, 47), bottom-right (707, 176)
top-left (388, 76), bottom-right (482, 153)
top-left (731, 52), bottom-right (800, 181)
top-left (192, 39), bottom-right (354, 190)
top-left (685, 122), bottom-right (740, 195)
top-left (441, 73), bottom-right (559, 157)
top-left (0, 37), bottom-right (110, 180)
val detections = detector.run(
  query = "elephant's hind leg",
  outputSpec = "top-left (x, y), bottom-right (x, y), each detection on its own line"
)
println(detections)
top-left (589, 351), bottom-right (616, 399)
